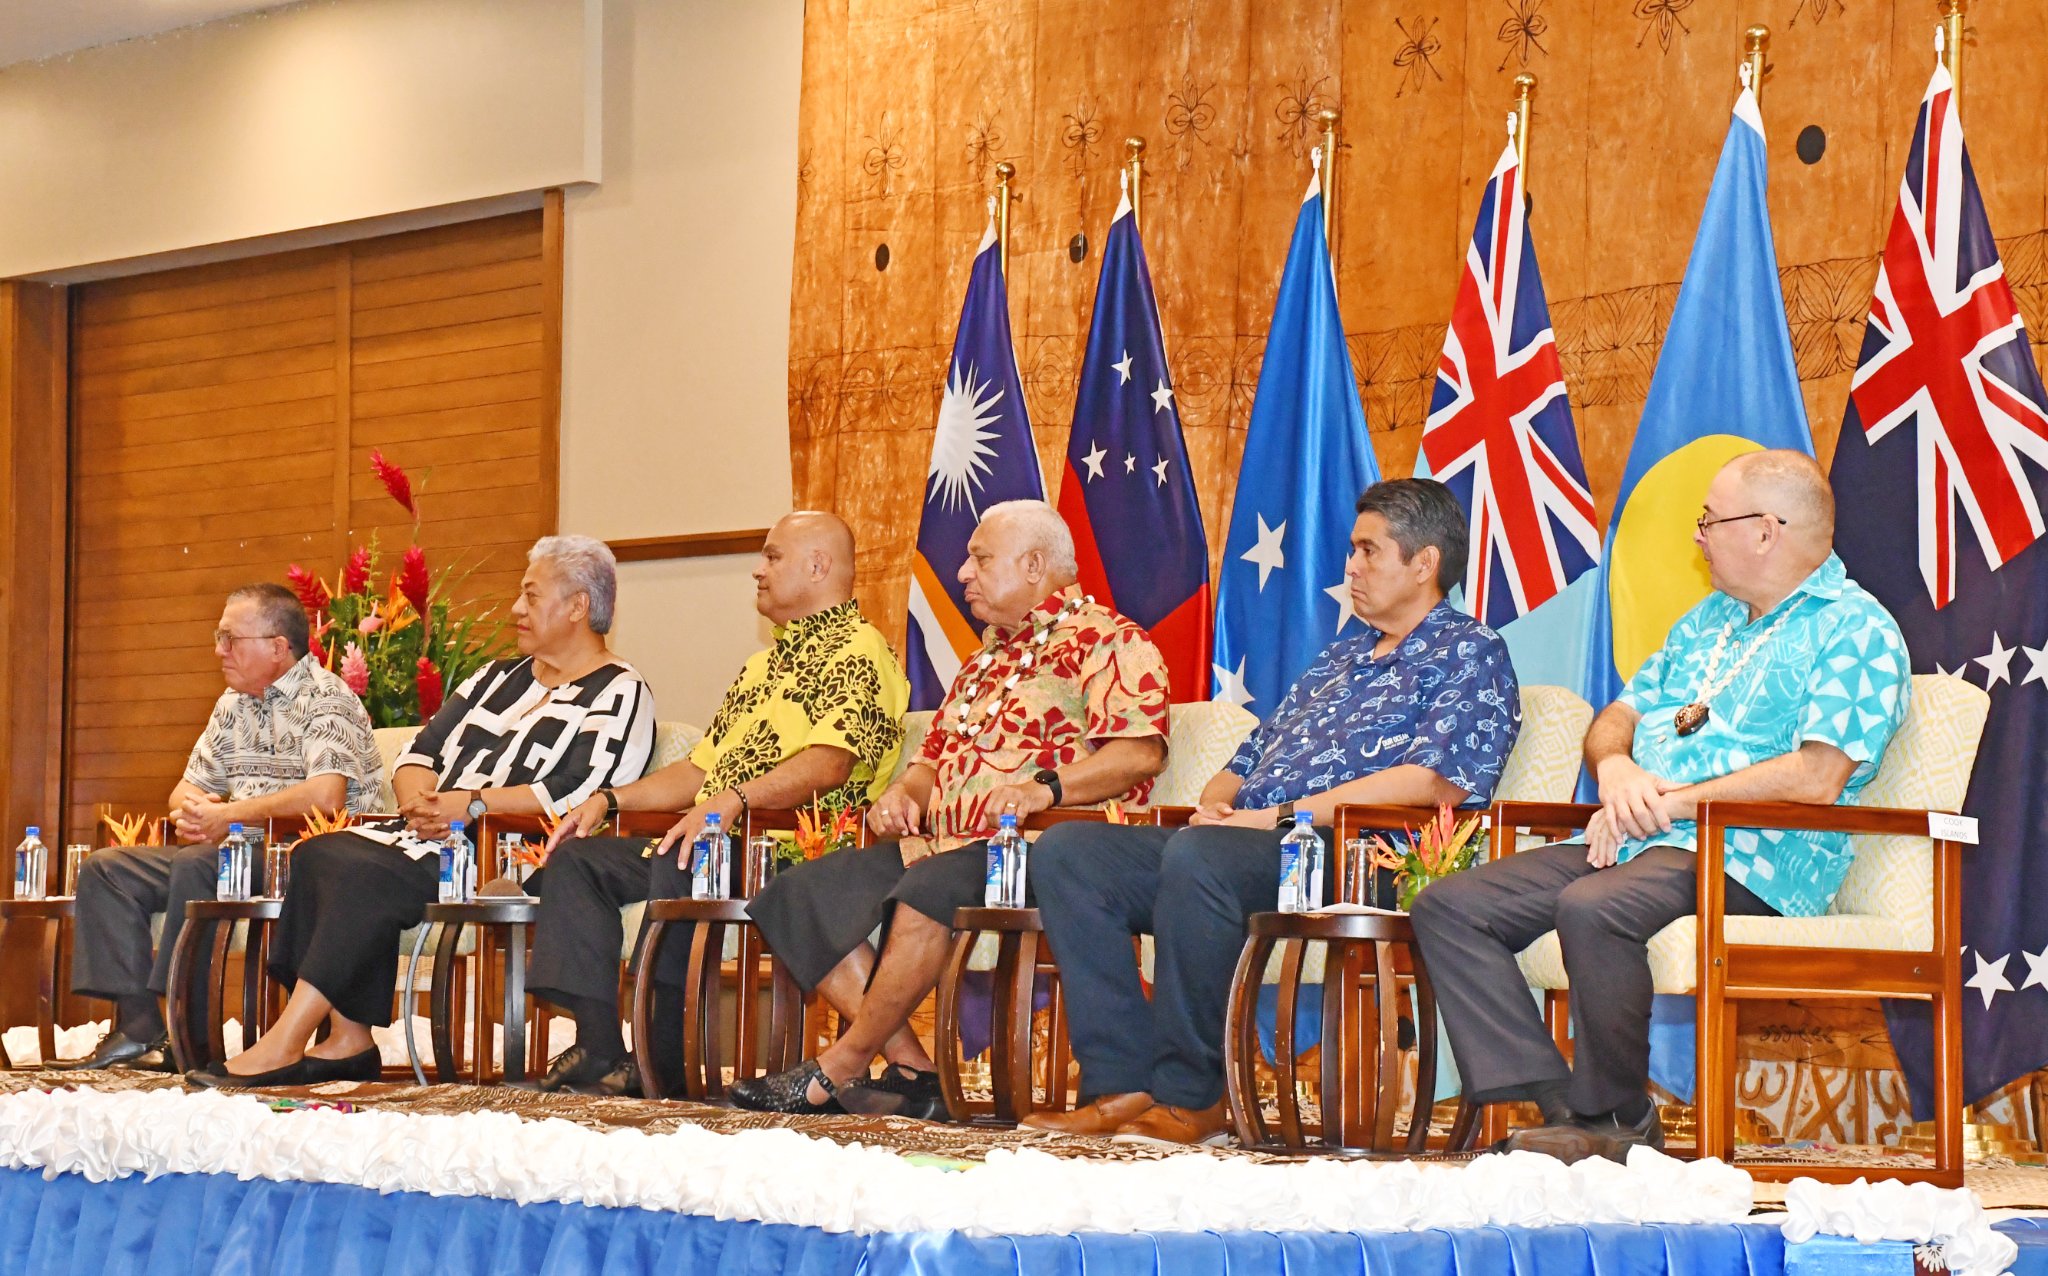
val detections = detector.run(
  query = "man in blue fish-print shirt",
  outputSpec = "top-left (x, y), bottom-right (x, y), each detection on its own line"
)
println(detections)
top-left (1027, 479), bottom-right (1522, 1146)
top-left (1413, 449), bottom-right (1910, 1165)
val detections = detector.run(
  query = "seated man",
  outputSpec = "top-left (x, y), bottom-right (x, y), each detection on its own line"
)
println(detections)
top-left (1026, 478), bottom-right (1521, 1145)
top-left (527, 511), bottom-right (909, 1095)
top-left (1411, 449), bottom-right (1910, 1163)
top-left (189, 535), bottom-right (657, 1087)
top-left (62, 583), bottom-right (385, 1071)
top-left (730, 499), bottom-right (1170, 1117)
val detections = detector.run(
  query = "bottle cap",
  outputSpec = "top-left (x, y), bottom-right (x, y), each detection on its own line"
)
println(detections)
top-left (1293, 810), bottom-right (1313, 824)
top-left (999, 812), bottom-right (1019, 827)
top-left (450, 820), bottom-right (466, 833)
top-left (704, 812), bottom-right (722, 825)
top-left (24, 827), bottom-right (37, 837)
top-left (228, 823), bottom-right (244, 834)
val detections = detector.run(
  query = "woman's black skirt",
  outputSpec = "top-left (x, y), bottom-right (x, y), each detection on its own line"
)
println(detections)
top-left (266, 829), bottom-right (440, 1027)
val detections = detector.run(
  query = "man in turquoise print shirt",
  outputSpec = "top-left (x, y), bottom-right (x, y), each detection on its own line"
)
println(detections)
top-left (1413, 449), bottom-right (1911, 1163)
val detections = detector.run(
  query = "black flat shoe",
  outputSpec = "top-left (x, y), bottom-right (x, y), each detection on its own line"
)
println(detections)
top-left (848, 1063), bottom-right (948, 1121)
top-left (186, 1058), bottom-right (309, 1089)
top-left (568, 1056), bottom-right (641, 1098)
top-left (299, 1047), bottom-right (381, 1084)
top-left (58, 1030), bottom-right (172, 1072)
top-left (728, 1059), bottom-right (843, 1114)
top-left (513, 1045), bottom-right (626, 1093)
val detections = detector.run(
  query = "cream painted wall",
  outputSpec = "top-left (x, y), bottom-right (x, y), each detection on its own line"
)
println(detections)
top-left (559, 0), bottom-right (804, 729)
top-left (0, 0), bottom-right (599, 278)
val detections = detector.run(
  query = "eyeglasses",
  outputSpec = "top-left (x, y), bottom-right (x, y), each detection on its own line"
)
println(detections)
top-left (1695, 511), bottom-right (1787, 534)
top-left (213, 629), bottom-right (282, 648)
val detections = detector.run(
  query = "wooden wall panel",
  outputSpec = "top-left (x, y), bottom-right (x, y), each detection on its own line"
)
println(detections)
top-left (61, 210), bottom-right (556, 844)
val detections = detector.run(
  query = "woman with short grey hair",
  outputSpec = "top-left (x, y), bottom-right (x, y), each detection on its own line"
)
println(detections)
top-left (190, 536), bottom-right (656, 1087)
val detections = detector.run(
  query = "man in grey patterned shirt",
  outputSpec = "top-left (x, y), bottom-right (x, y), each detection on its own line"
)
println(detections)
top-left (61, 583), bottom-right (384, 1071)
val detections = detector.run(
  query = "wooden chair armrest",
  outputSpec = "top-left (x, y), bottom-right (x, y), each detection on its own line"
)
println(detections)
top-left (1332, 803), bottom-right (1446, 843)
top-left (1021, 808), bottom-right (1109, 831)
top-left (1489, 801), bottom-right (1601, 857)
top-left (1149, 805), bottom-right (1195, 828)
top-left (1696, 799), bottom-right (1955, 839)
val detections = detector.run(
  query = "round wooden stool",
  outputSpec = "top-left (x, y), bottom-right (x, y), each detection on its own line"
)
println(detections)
top-left (935, 906), bottom-right (1070, 1126)
top-left (165, 898), bottom-right (283, 1074)
top-left (0, 897), bottom-right (74, 1068)
top-left (631, 898), bottom-right (804, 1100)
top-left (1223, 910), bottom-right (1473, 1155)
top-left (403, 897), bottom-right (540, 1085)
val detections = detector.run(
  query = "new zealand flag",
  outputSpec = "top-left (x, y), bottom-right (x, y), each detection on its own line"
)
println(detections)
top-left (1830, 58), bottom-right (2048, 1112)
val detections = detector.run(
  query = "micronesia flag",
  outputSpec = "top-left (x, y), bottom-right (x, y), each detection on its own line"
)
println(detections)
top-left (1419, 130), bottom-right (1599, 690)
top-left (1214, 159), bottom-right (1378, 712)
top-left (906, 217), bottom-right (1044, 710)
top-left (1580, 75), bottom-right (1813, 716)
top-left (1831, 56), bottom-right (2048, 1116)
top-left (1057, 183), bottom-right (1211, 700)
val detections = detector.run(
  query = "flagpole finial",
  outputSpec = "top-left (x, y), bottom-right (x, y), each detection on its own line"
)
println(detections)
top-left (1741, 25), bottom-right (1768, 100)
top-left (1123, 137), bottom-right (1146, 231)
top-left (1510, 73), bottom-right (1536, 179)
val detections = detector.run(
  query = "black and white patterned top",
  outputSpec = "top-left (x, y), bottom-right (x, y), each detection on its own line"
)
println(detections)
top-left (393, 656), bottom-right (656, 818)
top-left (183, 654), bottom-right (384, 813)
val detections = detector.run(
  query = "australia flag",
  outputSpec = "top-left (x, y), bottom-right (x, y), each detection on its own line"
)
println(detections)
top-left (1057, 183), bottom-right (1211, 700)
top-left (1830, 57), bottom-right (2048, 1112)
top-left (906, 218), bottom-right (1044, 710)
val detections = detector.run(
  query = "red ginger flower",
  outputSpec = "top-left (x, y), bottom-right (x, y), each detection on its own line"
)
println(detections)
top-left (398, 545), bottom-right (431, 617)
top-left (369, 449), bottom-right (416, 517)
top-left (416, 657), bottom-right (444, 718)
top-left (342, 547), bottom-right (371, 596)
top-left (286, 564), bottom-right (330, 614)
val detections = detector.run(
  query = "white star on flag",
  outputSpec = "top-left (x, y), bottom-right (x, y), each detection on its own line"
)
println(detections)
top-left (1240, 515), bottom-right (1287, 590)
top-left (1113, 350), bottom-right (1133, 385)
top-left (1151, 380), bottom-right (1174, 414)
top-left (1966, 949), bottom-right (2014, 1008)
top-left (2023, 643), bottom-right (2048, 687)
top-left (1975, 633), bottom-right (2017, 687)
top-left (1323, 579), bottom-right (1360, 636)
top-left (1124, 453), bottom-right (1136, 474)
top-left (1212, 656), bottom-right (1253, 709)
top-left (1153, 456), bottom-right (1169, 486)
top-left (1935, 662), bottom-right (1960, 678)
top-left (1081, 444), bottom-right (1107, 481)
top-left (2021, 945), bottom-right (2048, 992)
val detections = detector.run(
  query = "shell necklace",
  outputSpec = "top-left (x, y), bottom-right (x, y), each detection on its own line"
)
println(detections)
top-left (1672, 603), bottom-right (1797, 737)
top-left (950, 593), bottom-right (1091, 739)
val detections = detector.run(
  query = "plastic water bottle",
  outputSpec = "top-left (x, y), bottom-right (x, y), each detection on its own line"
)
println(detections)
top-left (216, 824), bottom-right (252, 901)
top-left (438, 821), bottom-right (475, 903)
top-left (1277, 812), bottom-right (1324, 913)
top-left (690, 812), bottom-right (729, 900)
top-left (985, 813), bottom-right (1028, 908)
top-left (14, 828), bottom-right (47, 902)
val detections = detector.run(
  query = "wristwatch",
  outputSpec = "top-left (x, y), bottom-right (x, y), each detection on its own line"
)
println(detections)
top-left (465, 791), bottom-right (488, 824)
top-left (599, 787), bottom-right (620, 821)
top-left (1032, 767), bottom-right (1064, 806)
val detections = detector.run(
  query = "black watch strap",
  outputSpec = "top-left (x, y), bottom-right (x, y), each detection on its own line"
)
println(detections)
top-left (600, 787), bottom-right (620, 820)
top-left (1033, 768), bottom-right (1063, 807)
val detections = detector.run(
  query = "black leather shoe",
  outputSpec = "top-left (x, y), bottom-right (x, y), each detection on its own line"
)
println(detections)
top-left (1504, 1104), bottom-right (1665, 1164)
top-left (846, 1063), bottom-right (948, 1121)
top-left (728, 1060), bottom-right (844, 1114)
top-left (517, 1045), bottom-right (624, 1093)
top-left (186, 1058), bottom-right (309, 1089)
top-left (299, 1047), bottom-right (382, 1084)
top-left (568, 1056), bottom-right (641, 1098)
top-left (59, 1030), bottom-right (171, 1072)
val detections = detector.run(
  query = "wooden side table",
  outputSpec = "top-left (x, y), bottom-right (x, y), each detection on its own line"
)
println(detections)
top-left (632, 897), bottom-right (804, 1100)
top-left (935, 905), bottom-right (1069, 1126)
top-left (164, 898), bottom-right (283, 1074)
top-left (403, 898), bottom-right (539, 1085)
top-left (1223, 909), bottom-right (1475, 1155)
top-left (0, 897), bottom-right (74, 1068)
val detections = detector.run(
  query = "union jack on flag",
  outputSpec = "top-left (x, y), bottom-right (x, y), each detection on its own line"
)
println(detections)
top-left (1421, 137), bottom-right (1599, 629)
top-left (1846, 60), bottom-right (2048, 610)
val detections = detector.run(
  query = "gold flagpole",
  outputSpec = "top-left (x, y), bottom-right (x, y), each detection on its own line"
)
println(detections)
top-left (1317, 108), bottom-right (1340, 272)
top-left (1939, 0), bottom-right (1966, 107)
top-left (1743, 26), bottom-right (1769, 102)
top-left (994, 161), bottom-right (1016, 276)
top-left (1125, 137), bottom-right (1146, 231)
top-left (1510, 74), bottom-right (1535, 181)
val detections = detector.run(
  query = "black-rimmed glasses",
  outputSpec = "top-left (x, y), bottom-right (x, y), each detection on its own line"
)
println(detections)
top-left (1695, 511), bottom-right (1787, 534)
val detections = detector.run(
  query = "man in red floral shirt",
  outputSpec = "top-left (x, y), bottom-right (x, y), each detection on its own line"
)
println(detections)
top-left (735, 500), bottom-right (1170, 1117)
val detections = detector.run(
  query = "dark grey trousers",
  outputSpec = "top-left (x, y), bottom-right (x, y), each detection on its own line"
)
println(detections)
top-left (70, 841), bottom-right (241, 1006)
top-left (526, 835), bottom-right (692, 1009)
top-left (1031, 822), bottom-right (1332, 1110)
top-left (1408, 842), bottom-right (1777, 1117)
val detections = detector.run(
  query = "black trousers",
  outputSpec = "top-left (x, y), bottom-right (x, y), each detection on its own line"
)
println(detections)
top-left (71, 841), bottom-right (253, 1007)
top-left (266, 831), bottom-right (438, 1027)
top-left (526, 835), bottom-right (691, 1010)
top-left (746, 840), bottom-right (993, 993)
top-left (1031, 822), bottom-right (1332, 1110)
top-left (1408, 842), bottom-right (1777, 1117)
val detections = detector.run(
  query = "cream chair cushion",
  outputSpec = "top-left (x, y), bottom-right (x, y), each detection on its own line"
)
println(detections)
top-left (1515, 674), bottom-right (1990, 994)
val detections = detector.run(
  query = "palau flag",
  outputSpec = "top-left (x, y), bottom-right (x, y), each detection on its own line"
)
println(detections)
top-left (906, 219), bottom-right (1044, 710)
top-left (1831, 57), bottom-right (2048, 1115)
top-left (1213, 160), bottom-right (1379, 713)
top-left (1057, 184), bottom-right (1211, 700)
top-left (1419, 131), bottom-right (1599, 691)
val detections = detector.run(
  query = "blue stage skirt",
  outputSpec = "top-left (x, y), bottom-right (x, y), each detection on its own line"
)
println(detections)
top-left (2, 1167), bottom-right (2042, 1276)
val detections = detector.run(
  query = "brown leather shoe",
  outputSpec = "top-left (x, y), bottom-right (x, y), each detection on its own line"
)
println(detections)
top-left (1019, 1091), bottom-right (1154, 1136)
top-left (1111, 1100), bottom-right (1232, 1147)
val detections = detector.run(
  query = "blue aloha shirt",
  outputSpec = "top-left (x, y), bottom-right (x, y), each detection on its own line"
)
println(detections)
top-left (1616, 552), bottom-right (1911, 918)
top-left (1227, 601), bottom-right (1521, 809)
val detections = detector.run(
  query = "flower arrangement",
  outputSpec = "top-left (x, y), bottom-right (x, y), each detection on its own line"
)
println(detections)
top-left (286, 450), bottom-right (508, 728)
top-left (97, 807), bottom-right (164, 847)
top-left (790, 796), bottom-right (861, 864)
top-left (1364, 803), bottom-right (1488, 911)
